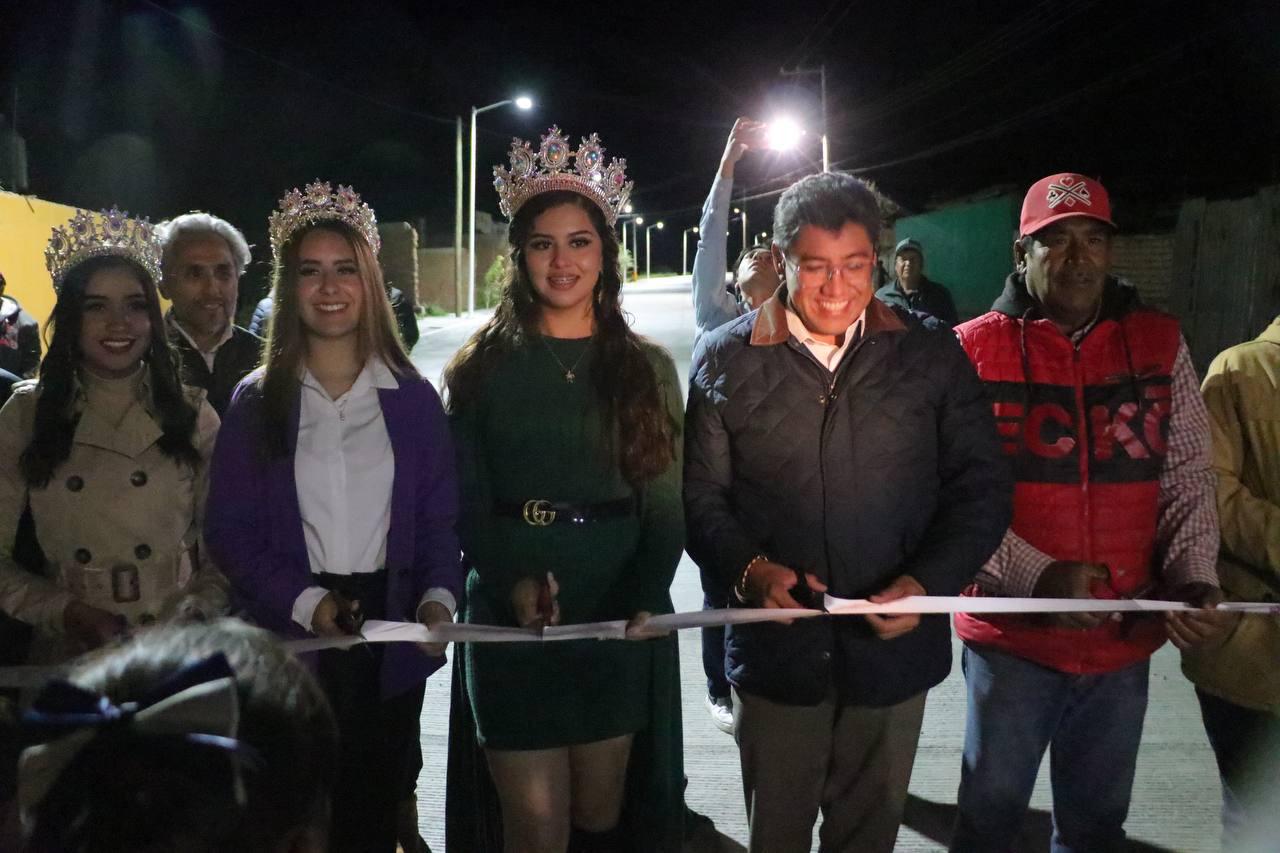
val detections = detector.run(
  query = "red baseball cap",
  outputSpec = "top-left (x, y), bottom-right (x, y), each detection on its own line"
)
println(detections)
top-left (1019, 173), bottom-right (1115, 236)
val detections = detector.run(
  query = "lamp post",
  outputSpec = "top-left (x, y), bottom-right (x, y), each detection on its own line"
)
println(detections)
top-left (645, 221), bottom-right (664, 278)
top-left (632, 217), bottom-right (644, 281)
top-left (617, 206), bottom-right (638, 281)
top-left (780, 65), bottom-right (828, 171)
top-left (468, 95), bottom-right (533, 314)
top-left (733, 206), bottom-right (748, 257)
top-left (682, 225), bottom-right (699, 276)
top-left (454, 117), bottom-right (464, 316)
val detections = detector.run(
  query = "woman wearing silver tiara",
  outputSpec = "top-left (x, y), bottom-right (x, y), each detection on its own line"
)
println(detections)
top-left (444, 127), bottom-right (685, 852)
top-left (204, 182), bottom-right (462, 853)
top-left (0, 208), bottom-right (226, 661)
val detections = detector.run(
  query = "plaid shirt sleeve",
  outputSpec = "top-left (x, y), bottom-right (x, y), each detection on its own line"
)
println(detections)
top-left (975, 337), bottom-right (1219, 597)
top-left (1156, 338), bottom-right (1220, 589)
top-left (975, 528), bottom-right (1056, 597)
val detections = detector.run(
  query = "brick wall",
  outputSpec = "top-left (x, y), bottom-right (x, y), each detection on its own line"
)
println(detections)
top-left (417, 233), bottom-right (507, 313)
top-left (1111, 233), bottom-right (1174, 309)
top-left (377, 221), bottom-right (419, 309)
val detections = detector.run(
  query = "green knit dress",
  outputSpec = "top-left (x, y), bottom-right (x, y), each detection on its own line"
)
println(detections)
top-left (454, 334), bottom-right (685, 751)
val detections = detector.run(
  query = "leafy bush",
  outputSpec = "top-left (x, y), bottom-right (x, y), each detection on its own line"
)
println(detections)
top-left (482, 254), bottom-right (510, 309)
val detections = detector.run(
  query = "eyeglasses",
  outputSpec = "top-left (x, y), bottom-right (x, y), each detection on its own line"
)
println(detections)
top-left (783, 256), bottom-right (870, 288)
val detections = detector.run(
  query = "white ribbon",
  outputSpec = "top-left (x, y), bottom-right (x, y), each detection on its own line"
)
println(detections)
top-left (0, 597), bottom-right (1273, 687)
top-left (279, 596), bottom-right (1278, 650)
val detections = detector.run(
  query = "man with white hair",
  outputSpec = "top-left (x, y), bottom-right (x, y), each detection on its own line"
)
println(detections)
top-left (156, 212), bottom-right (263, 415)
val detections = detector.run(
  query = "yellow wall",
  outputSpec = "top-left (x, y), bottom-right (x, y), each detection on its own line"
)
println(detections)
top-left (0, 191), bottom-right (84, 330)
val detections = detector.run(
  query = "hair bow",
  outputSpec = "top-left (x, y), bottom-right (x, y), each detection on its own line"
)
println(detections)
top-left (18, 653), bottom-right (258, 823)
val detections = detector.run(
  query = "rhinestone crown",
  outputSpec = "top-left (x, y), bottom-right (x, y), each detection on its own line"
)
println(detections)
top-left (45, 208), bottom-right (163, 293)
top-left (493, 126), bottom-right (632, 225)
top-left (268, 180), bottom-right (380, 262)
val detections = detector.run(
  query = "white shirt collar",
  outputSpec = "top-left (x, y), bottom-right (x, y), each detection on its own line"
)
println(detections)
top-left (783, 307), bottom-right (866, 371)
top-left (300, 357), bottom-right (399, 399)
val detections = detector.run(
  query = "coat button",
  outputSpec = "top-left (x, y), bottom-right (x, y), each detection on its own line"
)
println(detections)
top-left (130, 470), bottom-right (148, 487)
top-left (74, 548), bottom-right (92, 564)
top-left (65, 476), bottom-right (83, 492)
top-left (134, 544), bottom-right (152, 560)
top-left (820, 651), bottom-right (832, 662)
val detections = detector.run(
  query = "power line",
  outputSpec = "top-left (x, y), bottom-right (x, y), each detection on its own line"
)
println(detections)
top-left (783, 0), bottom-right (852, 69)
top-left (830, 0), bottom-right (1101, 131)
top-left (638, 22), bottom-right (1221, 225)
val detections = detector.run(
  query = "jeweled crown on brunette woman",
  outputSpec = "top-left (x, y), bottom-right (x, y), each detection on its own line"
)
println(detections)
top-left (447, 129), bottom-right (675, 491)
top-left (443, 128), bottom-right (688, 853)
top-left (0, 208), bottom-right (226, 660)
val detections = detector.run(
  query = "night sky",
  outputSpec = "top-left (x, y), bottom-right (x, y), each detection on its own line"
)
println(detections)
top-left (3, 0), bottom-right (1278, 296)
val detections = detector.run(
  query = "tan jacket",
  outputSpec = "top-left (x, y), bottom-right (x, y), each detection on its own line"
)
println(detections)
top-left (0, 368), bottom-right (226, 657)
top-left (1182, 318), bottom-right (1280, 713)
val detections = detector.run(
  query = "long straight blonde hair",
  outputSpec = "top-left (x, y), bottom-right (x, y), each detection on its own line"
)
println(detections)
top-left (259, 221), bottom-right (418, 456)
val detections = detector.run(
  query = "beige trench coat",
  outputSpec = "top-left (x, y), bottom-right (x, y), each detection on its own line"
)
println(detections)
top-left (0, 371), bottom-right (226, 658)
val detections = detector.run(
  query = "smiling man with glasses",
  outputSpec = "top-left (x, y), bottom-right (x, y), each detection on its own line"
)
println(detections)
top-left (684, 170), bottom-right (1011, 852)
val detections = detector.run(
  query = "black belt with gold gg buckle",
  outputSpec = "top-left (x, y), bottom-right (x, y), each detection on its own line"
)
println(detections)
top-left (494, 497), bottom-right (636, 527)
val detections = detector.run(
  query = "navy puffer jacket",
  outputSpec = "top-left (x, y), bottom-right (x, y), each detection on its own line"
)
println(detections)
top-left (684, 293), bottom-right (1011, 706)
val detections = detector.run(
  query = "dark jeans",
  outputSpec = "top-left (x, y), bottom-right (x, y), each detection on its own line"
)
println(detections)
top-left (315, 570), bottom-right (425, 853)
top-left (951, 644), bottom-right (1149, 853)
top-left (700, 592), bottom-right (729, 699)
top-left (1196, 688), bottom-right (1280, 851)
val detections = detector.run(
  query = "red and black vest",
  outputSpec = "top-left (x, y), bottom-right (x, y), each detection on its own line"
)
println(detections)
top-left (955, 301), bottom-right (1181, 674)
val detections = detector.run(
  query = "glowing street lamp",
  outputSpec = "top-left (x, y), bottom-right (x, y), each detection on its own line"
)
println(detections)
top-left (682, 225), bottom-right (700, 276)
top-left (645, 221), bottom-right (665, 278)
top-left (766, 117), bottom-right (804, 152)
top-left (780, 64), bottom-right (829, 170)
top-left (468, 94), bottom-right (534, 314)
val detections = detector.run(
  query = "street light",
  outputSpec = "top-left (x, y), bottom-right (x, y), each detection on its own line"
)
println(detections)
top-left (732, 208), bottom-right (748, 257)
top-left (766, 117), bottom-right (804, 151)
top-left (780, 64), bottom-right (829, 171)
top-left (468, 94), bottom-right (534, 314)
top-left (645, 221), bottom-right (664, 278)
top-left (682, 225), bottom-right (699, 276)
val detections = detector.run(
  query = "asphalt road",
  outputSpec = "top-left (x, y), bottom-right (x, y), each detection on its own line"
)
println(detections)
top-left (408, 278), bottom-right (1223, 853)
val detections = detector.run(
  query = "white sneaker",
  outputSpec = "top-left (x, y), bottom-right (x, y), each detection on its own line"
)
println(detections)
top-left (705, 693), bottom-right (735, 734)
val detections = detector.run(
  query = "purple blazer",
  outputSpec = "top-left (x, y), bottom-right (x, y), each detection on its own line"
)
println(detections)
top-left (205, 368), bottom-right (462, 698)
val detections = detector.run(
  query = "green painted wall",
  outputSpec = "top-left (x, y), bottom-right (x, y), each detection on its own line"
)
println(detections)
top-left (894, 194), bottom-right (1019, 321)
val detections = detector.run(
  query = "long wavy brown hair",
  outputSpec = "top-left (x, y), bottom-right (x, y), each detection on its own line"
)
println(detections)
top-left (443, 191), bottom-right (675, 486)
top-left (259, 221), bottom-right (418, 457)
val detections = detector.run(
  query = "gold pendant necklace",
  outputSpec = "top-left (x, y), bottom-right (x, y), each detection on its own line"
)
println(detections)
top-left (540, 336), bottom-right (591, 383)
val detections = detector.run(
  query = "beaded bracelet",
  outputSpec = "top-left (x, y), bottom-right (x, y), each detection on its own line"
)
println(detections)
top-left (734, 554), bottom-right (771, 604)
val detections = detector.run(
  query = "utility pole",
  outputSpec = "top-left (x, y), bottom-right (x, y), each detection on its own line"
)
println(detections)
top-left (454, 117), bottom-right (464, 317)
top-left (780, 64), bottom-right (829, 171)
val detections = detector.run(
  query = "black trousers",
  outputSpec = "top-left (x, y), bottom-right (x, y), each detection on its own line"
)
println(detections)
top-left (315, 571), bottom-right (425, 853)
top-left (1196, 687), bottom-right (1280, 848)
